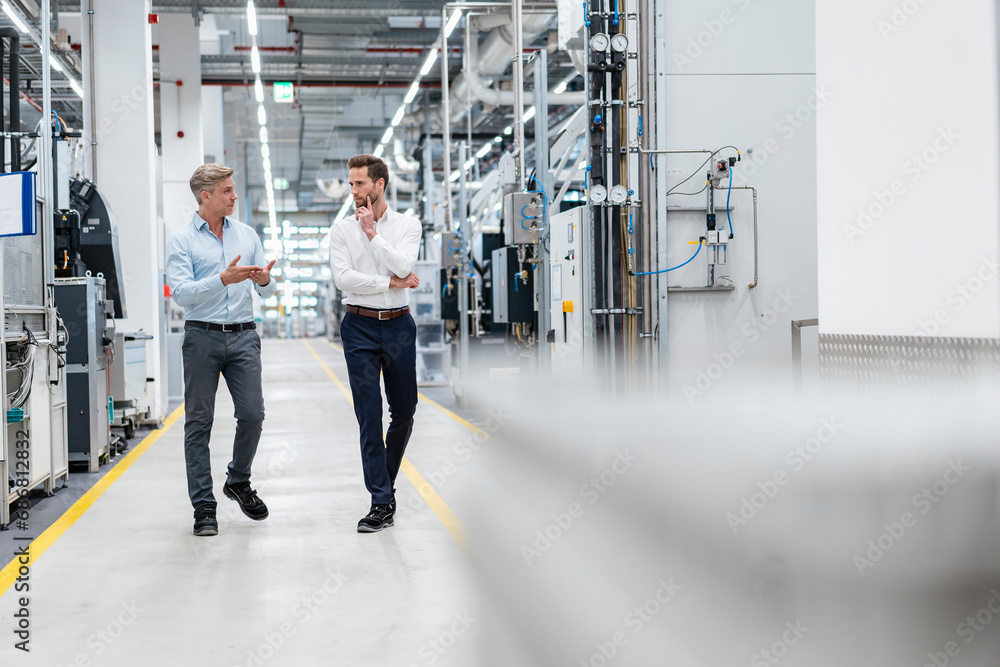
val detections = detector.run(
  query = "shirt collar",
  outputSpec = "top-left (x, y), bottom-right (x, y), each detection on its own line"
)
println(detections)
top-left (374, 206), bottom-right (395, 224)
top-left (194, 213), bottom-right (231, 230)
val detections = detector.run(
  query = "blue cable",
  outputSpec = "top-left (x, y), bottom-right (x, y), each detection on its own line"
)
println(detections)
top-left (627, 212), bottom-right (633, 235)
top-left (633, 240), bottom-right (703, 275)
top-left (584, 165), bottom-right (591, 189)
top-left (726, 169), bottom-right (734, 236)
top-left (613, 0), bottom-right (619, 25)
top-left (649, 155), bottom-right (655, 171)
top-left (583, 1), bottom-right (590, 27)
top-left (637, 113), bottom-right (643, 137)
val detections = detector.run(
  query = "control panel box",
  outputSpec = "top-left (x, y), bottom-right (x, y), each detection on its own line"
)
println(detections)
top-left (503, 192), bottom-right (543, 246)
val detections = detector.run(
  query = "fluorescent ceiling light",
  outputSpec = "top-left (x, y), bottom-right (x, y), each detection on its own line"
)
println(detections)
top-left (261, 144), bottom-right (269, 159)
top-left (247, 0), bottom-right (258, 35)
top-left (262, 157), bottom-right (271, 172)
top-left (448, 170), bottom-right (459, 182)
top-left (373, 144), bottom-right (385, 158)
top-left (251, 46), bottom-right (261, 73)
top-left (254, 78), bottom-right (264, 102)
top-left (494, 135), bottom-right (502, 143)
top-left (391, 106), bottom-right (405, 127)
top-left (420, 49), bottom-right (438, 76)
top-left (69, 79), bottom-right (83, 98)
top-left (444, 10), bottom-right (462, 38)
top-left (403, 81), bottom-right (420, 105)
top-left (259, 127), bottom-right (268, 143)
top-left (464, 157), bottom-right (474, 169)
top-left (553, 73), bottom-right (577, 95)
top-left (1, 2), bottom-right (27, 34)
top-left (476, 143), bottom-right (491, 158)
top-left (503, 126), bottom-right (512, 135)
top-left (380, 127), bottom-right (393, 145)
top-left (48, 56), bottom-right (63, 72)
top-left (523, 106), bottom-right (536, 122)
top-left (257, 105), bottom-right (267, 125)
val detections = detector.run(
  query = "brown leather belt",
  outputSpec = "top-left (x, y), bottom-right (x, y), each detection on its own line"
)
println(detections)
top-left (346, 305), bottom-right (410, 321)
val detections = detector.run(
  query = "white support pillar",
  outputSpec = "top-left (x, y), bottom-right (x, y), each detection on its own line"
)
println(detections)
top-left (91, 0), bottom-right (163, 421)
top-left (158, 13), bottom-right (205, 239)
top-left (199, 14), bottom-right (226, 166)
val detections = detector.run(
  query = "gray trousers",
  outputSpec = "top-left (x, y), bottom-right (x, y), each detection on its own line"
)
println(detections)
top-left (182, 325), bottom-right (265, 509)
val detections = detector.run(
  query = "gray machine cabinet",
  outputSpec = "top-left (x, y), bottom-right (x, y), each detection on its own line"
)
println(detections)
top-left (53, 276), bottom-right (112, 472)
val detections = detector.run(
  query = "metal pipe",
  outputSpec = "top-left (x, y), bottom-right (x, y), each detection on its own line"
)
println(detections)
top-left (639, 148), bottom-right (713, 155)
top-left (722, 184), bottom-right (759, 288)
top-left (87, 0), bottom-right (97, 180)
top-left (639, 0), bottom-right (655, 389)
top-left (440, 4), bottom-right (453, 230)
top-left (42, 0), bottom-right (54, 288)
top-left (511, 0), bottom-right (524, 190)
top-left (457, 142), bottom-right (469, 388)
top-left (791, 318), bottom-right (819, 390)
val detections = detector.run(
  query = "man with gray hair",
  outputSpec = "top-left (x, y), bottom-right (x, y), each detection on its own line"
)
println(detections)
top-left (166, 163), bottom-right (277, 536)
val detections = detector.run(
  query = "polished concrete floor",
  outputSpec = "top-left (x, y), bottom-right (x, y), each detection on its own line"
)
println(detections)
top-left (0, 338), bottom-right (482, 666)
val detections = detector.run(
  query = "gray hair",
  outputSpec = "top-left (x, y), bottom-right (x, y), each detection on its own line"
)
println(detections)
top-left (190, 163), bottom-right (235, 205)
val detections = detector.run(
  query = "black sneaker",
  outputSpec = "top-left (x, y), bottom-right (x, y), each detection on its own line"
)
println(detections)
top-left (193, 504), bottom-right (218, 537)
top-left (390, 486), bottom-right (396, 513)
top-left (358, 504), bottom-right (394, 533)
top-left (223, 481), bottom-right (269, 521)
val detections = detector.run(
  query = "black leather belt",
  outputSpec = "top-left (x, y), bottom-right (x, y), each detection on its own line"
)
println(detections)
top-left (186, 320), bottom-right (256, 332)
top-left (346, 305), bottom-right (410, 321)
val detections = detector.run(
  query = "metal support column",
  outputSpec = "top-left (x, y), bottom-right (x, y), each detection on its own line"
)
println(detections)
top-left (533, 50), bottom-right (551, 374)
top-left (457, 143), bottom-right (470, 403)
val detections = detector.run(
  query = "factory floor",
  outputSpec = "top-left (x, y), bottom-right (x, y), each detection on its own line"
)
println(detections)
top-left (0, 338), bottom-right (483, 666)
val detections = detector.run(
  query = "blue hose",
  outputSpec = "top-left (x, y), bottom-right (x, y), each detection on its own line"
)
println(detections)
top-left (633, 241), bottom-right (703, 276)
top-left (726, 169), bottom-right (734, 236)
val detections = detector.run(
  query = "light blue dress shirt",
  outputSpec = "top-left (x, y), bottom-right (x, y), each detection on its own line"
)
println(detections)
top-left (166, 214), bottom-right (277, 323)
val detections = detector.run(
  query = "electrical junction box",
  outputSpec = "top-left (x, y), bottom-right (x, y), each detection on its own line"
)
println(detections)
top-left (503, 192), bottom-right (542, 246)
top-left (491, 246), bottom-right (535, 324)
top-left (706, 230), bottom-right (727, 245)
top-left (441, 232), bottom-right (462, 268)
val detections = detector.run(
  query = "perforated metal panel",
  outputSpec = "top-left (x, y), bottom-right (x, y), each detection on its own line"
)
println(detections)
top-left (3, 232), bottom-right (45, 308)
top-left (818, 334), bottom-right (1000, 389)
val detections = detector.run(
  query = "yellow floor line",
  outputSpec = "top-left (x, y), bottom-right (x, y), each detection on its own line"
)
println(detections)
top-left (305, 339), bottom-right (467, 549)
top-left (0, 404), bottom-right (185, 598)
top-left (325, 338), bottom-right (485, 436)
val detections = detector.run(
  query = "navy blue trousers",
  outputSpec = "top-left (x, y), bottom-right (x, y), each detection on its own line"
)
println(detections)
top-left (340, 312), bottom-right (418, 505)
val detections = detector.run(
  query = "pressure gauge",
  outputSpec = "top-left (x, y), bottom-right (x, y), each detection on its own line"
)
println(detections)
top-left (610, 34), bottom-right (629, 53)
top-left (609, 184), bottom-right (629, 204)
top-left (590, 33), bottom-right (610, 53)
top-left (589, 184), bottom-right (608, 203)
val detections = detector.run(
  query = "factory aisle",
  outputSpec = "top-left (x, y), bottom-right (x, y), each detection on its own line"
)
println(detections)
top-left (0, 338), bottom-right (483, 667)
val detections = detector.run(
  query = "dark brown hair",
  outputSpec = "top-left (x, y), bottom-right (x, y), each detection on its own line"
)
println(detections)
top-left (347, 154), bottom-right (389, 189)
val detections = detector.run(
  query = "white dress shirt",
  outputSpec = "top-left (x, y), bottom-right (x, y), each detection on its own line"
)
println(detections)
top-left (329, 206), bottom-right (422, 309)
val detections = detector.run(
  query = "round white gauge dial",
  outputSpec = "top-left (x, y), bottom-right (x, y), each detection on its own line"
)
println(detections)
top-left (590, 33), bottom-right (610, 52)
top-left (589, 184), bottom-right (608, 203)
top-left (609, 184), bottom-right (628, 204)
top-left (610, 34), bottom-right (629, 53)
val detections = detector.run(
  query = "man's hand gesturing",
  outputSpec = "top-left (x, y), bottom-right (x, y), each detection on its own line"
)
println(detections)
top-left (389, 272), bottom-right (420, 289)
top-left (357, 195), bottom-right (377, 241)
top-left (250, 259), bottom-right (278, 286)
top-left (220, 255), bottom-right (262, 286)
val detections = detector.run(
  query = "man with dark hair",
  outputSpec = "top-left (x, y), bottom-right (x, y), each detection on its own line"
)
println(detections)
top-left (166, 163), bottom-right (277, 537)
top-left (329, 153), bottom-right (422, 532)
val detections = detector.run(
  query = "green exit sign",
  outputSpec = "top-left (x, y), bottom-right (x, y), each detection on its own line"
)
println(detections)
top-left (273, 82), bottom-right (294, 103)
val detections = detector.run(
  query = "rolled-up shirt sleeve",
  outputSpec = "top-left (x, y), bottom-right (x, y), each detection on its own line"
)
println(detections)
top-left (330, 224), bottom-right (391, 294)
top-left (166, 233), bottom-right (225, 307)
top-left (369, 216), bottom-right (421, 278)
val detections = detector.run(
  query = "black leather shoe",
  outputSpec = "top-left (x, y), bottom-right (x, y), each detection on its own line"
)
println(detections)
top-left (223, 481), bottom-right (269, 520)
top-left (358, 504), bottom-right (394, 533)
top-left (193, 504), bottom-right (218, 536)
